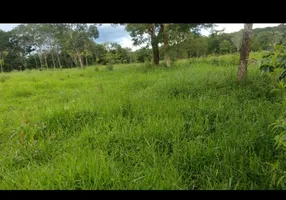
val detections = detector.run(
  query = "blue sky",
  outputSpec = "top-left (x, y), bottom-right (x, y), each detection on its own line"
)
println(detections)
top-left (0, 23), bottom-right (281, 50)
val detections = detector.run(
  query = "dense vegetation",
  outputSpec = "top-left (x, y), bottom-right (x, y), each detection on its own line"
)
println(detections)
top-left (1, 23), bottom-right (286, 190)
top-left (1, 24), bottom-right (286, 72)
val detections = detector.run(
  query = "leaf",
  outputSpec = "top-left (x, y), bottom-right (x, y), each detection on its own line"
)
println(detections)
top-left (277, 175), bottom-right (286, 186)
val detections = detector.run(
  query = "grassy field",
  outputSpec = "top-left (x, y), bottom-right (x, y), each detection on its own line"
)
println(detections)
top-left (1, 60), bottom-right (286, 189)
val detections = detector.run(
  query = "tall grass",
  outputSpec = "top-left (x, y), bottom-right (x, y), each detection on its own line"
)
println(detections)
top-left (0, 60), bottom-right (285, 189)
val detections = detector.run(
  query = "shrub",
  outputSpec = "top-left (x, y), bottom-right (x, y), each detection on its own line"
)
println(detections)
top-left (106, 64), bottom-right (114, 71)
top-left (0, 75), bottom-right (10, 83)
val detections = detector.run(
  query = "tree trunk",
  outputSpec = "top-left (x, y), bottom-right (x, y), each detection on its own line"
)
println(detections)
top-left (161, 24), bottom-right (171, 67)
top-left (56, 52), bottom-right (62, 70)
top-left (77, 52), bottom-right (84, 69)
top-left (85, 54), bottom-right (88, 66)
top-left (34, 56), bottom-right (38, 69)
top-left (64, 53), bottom-right (71, 68)
top-left (69, 53), bottom-right (78, 67)
top-left (238, 24), bottom-right (253, 82)
top-left (38, 54), bottom-right (43, 69)
top-left (51, 52), bottom-right (56, 70)
top-left (0, 65), bottom-right (3, 73)
top-left (44, 54), bottom-right (48, 69)
top-left (151, 24), bottom-right (159, 65)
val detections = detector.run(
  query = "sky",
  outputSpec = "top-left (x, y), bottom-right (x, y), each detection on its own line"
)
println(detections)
top-left (0, 23), bottom-right (281, 50)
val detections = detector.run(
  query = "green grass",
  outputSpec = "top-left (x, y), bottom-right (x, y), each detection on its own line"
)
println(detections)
top-left (1, 61), bottom-right (286, 190)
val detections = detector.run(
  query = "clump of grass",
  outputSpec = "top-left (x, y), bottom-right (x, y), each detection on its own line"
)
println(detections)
top-left (0, 75), bottom-right (10, 83)
top-left (106, 64), bottom-right (114, 71)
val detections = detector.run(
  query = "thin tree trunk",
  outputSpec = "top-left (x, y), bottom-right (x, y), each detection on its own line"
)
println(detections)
top-left (44, 54), bottom-right (48, 69)
top-left (238, 24), bottom-right (253, 82)
top-left (69, 53), bottom-right (78, 67)
top-left (64, 53), bottom-right (71, 68)
top-left (85, 54), bottom-right (88, 66)
top-left (51, 52), bottom-right (56, 69)
top-left (39, 54), bottom-right (43, 69)
top-left (56, 52), bottom-right (62, 70)
top-left (161, 24), bottom-right (171, 67)
top-left (77, 52), bottom-right (84, 69)
top-left (0, 65), bottom-right (3, 73)
top-left (34, 56), bottom-right (38, 69)
top-left (151, 24), bottom-right (159, 65)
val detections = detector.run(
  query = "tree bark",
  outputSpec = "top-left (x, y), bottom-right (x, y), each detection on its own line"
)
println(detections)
top-left (150, 24), bottom-right (159, 65)
top-left (161, 24), bottom-right (171, 67)
top-left (238, 24), bottom-right (253, 82)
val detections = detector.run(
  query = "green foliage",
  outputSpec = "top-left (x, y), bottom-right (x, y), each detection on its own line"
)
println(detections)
top-left (189, 54), bottom-right (240, 66)
top-left (106, 64), bottom-right (114, 71)
top-left (270, 81), bottom-right (286, 99)
top-left (231, 30), bottom-right (243, 52)
top-left (0, 75), bottom-right (10, 83)
top-left (257, 44), bottom-right (286, 80)
top-left (2, 24), bottom-right (286, 72)
top-left (219, 40), bottom-right (233, 54)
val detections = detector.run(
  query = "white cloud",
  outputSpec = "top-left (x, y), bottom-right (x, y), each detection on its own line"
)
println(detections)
top-left (214, 23), bottom-right (280, 34)
top-left (118, 36), bottom-right (139, 51)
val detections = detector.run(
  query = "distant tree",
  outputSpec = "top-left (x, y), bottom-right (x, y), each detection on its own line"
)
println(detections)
top-left (219, 40), bottom-right (232, 54)
top-left (238, 24), bottom-right (253, 82)
top-left (52, 24), bottom-right (99, 69)
top-left (231, 30), bottom-right (243, 52)
top-left (125, 24), bottom-right (212, 66)
top-left (126, 24), bottom-right (160, 65)
top-left (0, 51), bottom-right (8, 73)
top-left (251, 34), bottom-right (262, 51)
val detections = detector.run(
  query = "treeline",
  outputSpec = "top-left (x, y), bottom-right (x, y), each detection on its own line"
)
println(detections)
top-left (164, 24), bottom-right (286, 61)
top-left (0, 23), bottom-right (286, 72)
top-left (0, 24), bottom-right (140, 72)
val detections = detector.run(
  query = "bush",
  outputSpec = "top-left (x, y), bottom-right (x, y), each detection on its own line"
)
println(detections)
top-left (188, 54), bottom-right (240, 66)
top-left (0, 75), bottom-right (10, 83)
top-left (106, 64), bottom-right (114, 71)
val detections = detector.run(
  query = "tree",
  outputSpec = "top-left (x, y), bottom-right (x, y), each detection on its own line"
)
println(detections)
top-left (126, 24), bottom-right (160, 65)
top-left (52, 24), bottom-right (99, 69)
top-left (219, 40), bottom-right (232, 54)
top-left (0, 30), bottom-right (10, 72)
top-left (125, 23), bottom-right (212, 66)
top-left (231, 30), bottom-right (243, 52)
top-left (0, 51), bottom-right (8, 73)
top-left (238, 24), bottom-right (253, 82)
top-left (160, 24), bottom-right (171, 67)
